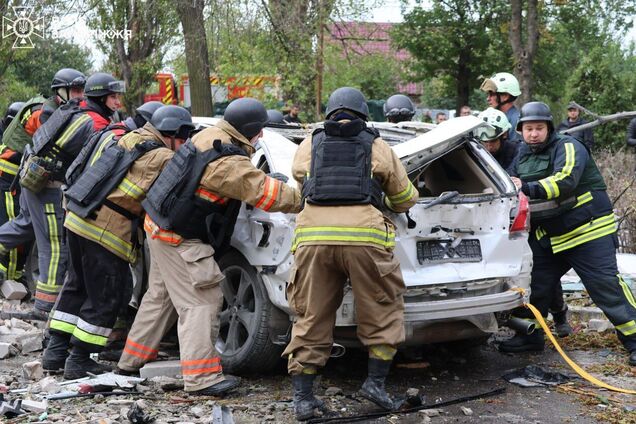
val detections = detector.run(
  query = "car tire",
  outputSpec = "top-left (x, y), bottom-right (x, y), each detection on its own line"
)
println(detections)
top-left (216, 250), bottom-right (283, 374)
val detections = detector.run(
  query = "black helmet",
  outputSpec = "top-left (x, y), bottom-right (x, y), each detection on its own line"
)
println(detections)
top-left (85, 73), bottom-right (126, 98)
top-left (224, 98), bottom-right (268, 139)
top-left (266, 109), bottom-right (285, 125)
top-left (51, 68), bottom-right (86, 90)
top-left (516, 101), bottom-right (553, 131)
top-left (150, 105), bottom-right (194, 139)
top-left (384, 94), bottom-right (415, 122)
top-left (3, 102), bottom-right (26, 126)
top-left (325, 87), bottom-right (368, 120)
top-left (135, 101), bottom-right (164, 123)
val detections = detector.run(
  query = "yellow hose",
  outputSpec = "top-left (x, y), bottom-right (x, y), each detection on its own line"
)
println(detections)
top-left (509, 288), bottom-right (636, 395)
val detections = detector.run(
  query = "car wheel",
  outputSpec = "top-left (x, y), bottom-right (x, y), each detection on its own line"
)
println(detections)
top-left (216, 250), bottom-right (283, 374)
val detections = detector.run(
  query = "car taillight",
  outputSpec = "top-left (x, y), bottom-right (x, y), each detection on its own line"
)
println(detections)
top-left (509, 191), bottom-right (530, 237)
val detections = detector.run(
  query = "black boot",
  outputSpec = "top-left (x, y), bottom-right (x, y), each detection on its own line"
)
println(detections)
top-left (499, 330), bottom-right (545, 353)
top-left (191, 375), bottom-right (241, 396)
top-left (359, 358), bottom-right (395, 411)
top-left (292, 374), bottom-right (324, 421)
top-left (42, 333), bottom-right (71, 373)
top-left (64, 346), bottom-right (113, 380)
top-left (552, 310), bottom-right (573, 337)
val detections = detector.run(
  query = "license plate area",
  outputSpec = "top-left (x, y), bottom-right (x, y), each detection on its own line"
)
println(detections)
top-left (417, 239), bottom-right (482, 265)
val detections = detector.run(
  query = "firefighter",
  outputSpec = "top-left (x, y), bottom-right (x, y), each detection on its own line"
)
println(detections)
top-left (383, 94), bottom-right (415, 123)
top-left (504, 102), bottom-right (636, 365)
top-left (480, 72), bottom-right (521, 142)
top-left (0, 69), bottom-right (85, 295)
top-left (117, 98), bottom-right (300, 396)
top-left (267, 109), bottom-right (285, 125)
top-left (0, 102), bottom-right (26, 142)
top-left (42, 105), bottom-right (191, 378)
top-left (283, 87), bottom-right (417, 420)
top-left (475, 108), bottom-right (519, 172)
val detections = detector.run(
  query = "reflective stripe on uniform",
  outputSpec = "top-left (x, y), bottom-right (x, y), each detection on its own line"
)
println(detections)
top-left (65, 211), bottom-right (134, 261)
top-left (387, 182), bottom-right (416, 205)
top-left (44, 203), bottom-right (61, 285)
top-left (619, 275), bottom-right (636, 310)
top-left (180, 357), bottom-right (222, 375)
top-left (369, 344), bottom-right (397, 360)
top-left (4, 192), bottom-right (18, 279)
top-left (292, 226), bottom-right (395, 251)
top-left (0, 158), bottom-right (19, 175)
top-left (90, 133), bottom-right (117, 166)
top-left (50, 310), bottom-right (79, 335)
top-left (50, 319), bottom-right (76, 334)
top-left (143, 214), bottom-right (182, 246)
top-left (574, 191), bottom-right (593, 208)
top-left (72, 326), bottom-right (108, 347)
top-left (537, 142), bottom-right (575, 200)
top-left (52, 310), bottom-right (79, 325)
top-left (195, 187), bottom-right (227, 204)
top-left (123, 338), bottom-right (158, 360)
top-left (255, 176), bottom-right (280, 211)
top-left (117, 177), bottom-right (144, 200)
top-left (616, 320), bottom-right (636, 336)
top-left (550, 213), bottom-right (616, 253)
top-left (77, 318), bottom-right (111, 338)
top-left (56, 114), bottom-right (91, 148)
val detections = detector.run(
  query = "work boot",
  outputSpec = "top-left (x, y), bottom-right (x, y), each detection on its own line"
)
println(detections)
top-left (42, 333), bottom-right (71, 373)
top-left (499, 330), bottom-right (545, 353)
top-left (63, 346), bottom-right (113, 380)
top-left (359, 358), bottom-right (396, 411)
top-left (630, 351), bottom-right (636, 366)
top-left (291, 374), bottom-right (324, 421)
top-left (191, 375), bottom-right (241, 396)
top-left (552, 310), bottom-right (573, 337)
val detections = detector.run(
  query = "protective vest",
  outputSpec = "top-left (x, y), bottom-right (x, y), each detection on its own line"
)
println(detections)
top-left (65, 123), bottom-right (129, 187)
top-left (31, 98), bottom-right (86, 161)
top-left (517, 133), bottom-right (614, 252)
top-left (302, 119), bottom-right (382, 209)
top-left (143, 139), bottom-right (247, 250)
top-left (1, 96), bottom-right (47, 153)
top-left (65, 139), bottom-right (163, 219)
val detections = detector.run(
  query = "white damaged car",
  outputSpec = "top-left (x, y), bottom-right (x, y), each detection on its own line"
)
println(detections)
top-left (193, 116), bottom-right (532, 373)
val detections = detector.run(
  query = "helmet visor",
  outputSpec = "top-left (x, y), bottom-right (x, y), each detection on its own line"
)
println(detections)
top-left (69, 76), bottom-right (87, 88)
top-left (474, 125), bottom-right (504, 142)
top-left (107, 80), bottom-right (126, 93)
top-left (386, 107), bottom-right (414, 117)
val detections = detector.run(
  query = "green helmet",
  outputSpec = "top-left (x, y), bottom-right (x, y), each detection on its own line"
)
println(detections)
top-left (480, 72), bottom-right (521, 97)
top-left (475, 108), bottom-right (512, 141)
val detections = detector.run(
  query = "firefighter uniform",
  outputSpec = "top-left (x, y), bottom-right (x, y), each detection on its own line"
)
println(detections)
top-left (117, 120), bottom-right (300, 392)
top-left (49, 124), bottom-right (172, 353)
top-left (0, 97), bottom-right (57, 283)
top-left (283, 119), bottom-right (417, 374)
top-left (508, 131), bottom-right (636, 353)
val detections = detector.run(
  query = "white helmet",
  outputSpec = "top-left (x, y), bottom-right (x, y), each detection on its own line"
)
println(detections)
top-left (480, 72), bottom-right (521, 97)
top-left (475, 108), bottom-right (512, 141)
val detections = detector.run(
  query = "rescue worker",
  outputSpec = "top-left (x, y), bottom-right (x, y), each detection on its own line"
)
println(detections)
top-left (117, 98), bottom-right (300, 396)
top-left (283, 87), bottom-right (417, 420)
top-left (556, 102), bottom-right (595, 150)
top-left (267, 109), bottom-right (285, 125)
top-left (480, 72), bottom-right (521, 142)
top-left (475, 108), bottom-right (519, 172)
top-left (0, 102), bottom-right (26, 142)
top-left (42, 105), bottom-right (191, 379)
top-left (384, 94), bottom-right (415, 123)
top-left (0, 69), bottom-right (85, 294)
top-left (504, 102), bottom-right (636, 365)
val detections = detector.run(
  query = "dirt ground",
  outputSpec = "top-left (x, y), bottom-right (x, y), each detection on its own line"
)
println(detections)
top-left (2, 326), bottom-right (636, 424)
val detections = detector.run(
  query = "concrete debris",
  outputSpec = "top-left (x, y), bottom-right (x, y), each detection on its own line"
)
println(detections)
top-left (417, 414), bottom-right (432, 423)
top-left (211, 405), bottom-right (234, 424)
top-left (17, 330), bottom-right (43, 353)
top-left (190, 405), bottom-right (205, 417)
top-left (461, 406), bottom-right (473, 416)
top-left (588, 318), bottom-right (613, 332)
top-left (325, 386), bottom-right (343, 396)
top-left (33, 376), bottom-right (62, 395)
top-left (0, 280), bottom-right (28, 300)
top-left (140, 360), bottom-right (181, 379)
top-left (20, 398), bottom-right (47, 413)
top-left (0, 397), bottom-right (23, 417)
top-left (0, 342), bottom-right (18, 359)
top-left (419, 408), bottom-right (441, 417)
top-left (10, 318), bottom-right (34, 331)
top-left (21, 360), bottom-right (43, 381)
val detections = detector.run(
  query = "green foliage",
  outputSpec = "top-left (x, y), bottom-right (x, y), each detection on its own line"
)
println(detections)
top-left (0, 71), bottom-right (38, 113)
top-left (564, 43), bottom-right (636, 149)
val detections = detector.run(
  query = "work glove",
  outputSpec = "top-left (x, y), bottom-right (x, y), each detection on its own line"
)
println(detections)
top-left (267, 172), bottom-right (289, 183)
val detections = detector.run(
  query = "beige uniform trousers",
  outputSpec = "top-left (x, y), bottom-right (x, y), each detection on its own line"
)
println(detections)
top-left (117, 237), bottom-right (226, 391)
top-left (283, 245), bottom-right (406, 375)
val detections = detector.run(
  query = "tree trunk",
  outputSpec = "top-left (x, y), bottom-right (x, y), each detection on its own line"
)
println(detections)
top-left (509, 0), bottom-right (539, 105)
top-left (176, 0), bottom-right (213, 116)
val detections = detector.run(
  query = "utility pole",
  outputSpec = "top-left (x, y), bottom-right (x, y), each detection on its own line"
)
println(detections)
top-left (315, 0), bottom-right (325, 120)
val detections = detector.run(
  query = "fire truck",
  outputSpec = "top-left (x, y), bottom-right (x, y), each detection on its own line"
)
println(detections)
top-left (144, 72), bottom-right (281, 109)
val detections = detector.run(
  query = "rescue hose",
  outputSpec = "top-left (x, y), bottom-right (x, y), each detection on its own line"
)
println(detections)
top-left (509, 287), bottom-right (636, 395)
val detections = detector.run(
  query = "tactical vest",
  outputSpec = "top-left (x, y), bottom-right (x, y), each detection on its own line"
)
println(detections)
top-left (32, 98), bottom-right (86, 159)
top-left (517, 133), bottom-right (609, 233)
top-left (65, 123), bottom-right (129, 187)
top-left (302, 120), bottom-right (383, 209)
top-left (1, 96), bottom-right (47, 153)
top-left (65, 138), bottom-right (163, 219)
top-left (143, 140), bottom-right (247, 251)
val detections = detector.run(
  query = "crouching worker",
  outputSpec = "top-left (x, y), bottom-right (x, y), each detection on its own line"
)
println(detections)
top-left (284, 87), bottom-right (417, 421)
top-left (116, 98), bottom-right (301, 396)
top-left (42, 105), bottom-right (194, 379)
